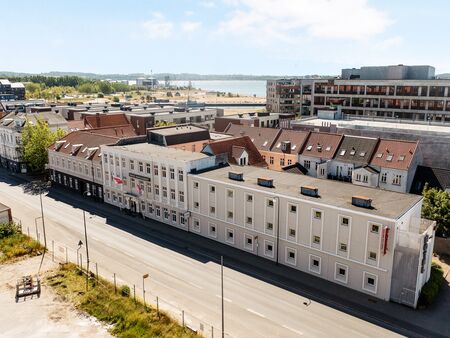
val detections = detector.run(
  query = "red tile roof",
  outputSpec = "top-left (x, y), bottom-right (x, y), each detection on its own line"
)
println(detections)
top-left (203, 136), bottom-right (267, 167)
top-left (49, 131), bottom-right (120, 163)
top-left (270, 129), bottom-right (310, 154)
top-left (67, 119), bottom-right (90, 131)
top-left (85, 125), bottom-right (137, 137)
top-left (224, 124), bottom-right (281, 151)
top-left (301, 132), bottom-right (343, 159)
top-left (84, 113), bottom-right (130, 128)
top-left (370, 139), bottom-right (418, 171)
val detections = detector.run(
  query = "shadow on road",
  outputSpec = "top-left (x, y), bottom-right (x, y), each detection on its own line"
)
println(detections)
top-left (1, 168), bottom-right (449, 338)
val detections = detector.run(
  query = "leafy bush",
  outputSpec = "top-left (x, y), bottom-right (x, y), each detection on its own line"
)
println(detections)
top-left (419, 262), bottom-right (445, 307)
top-left (0, 222), bottom-right (20, 239)
top-left (120, 285), bottom-right (130, 297)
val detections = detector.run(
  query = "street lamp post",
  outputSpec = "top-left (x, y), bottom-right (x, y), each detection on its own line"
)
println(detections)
top-left (77, 240), bottom-right (83, 266)
top-left (82, 191), bottom-right (91, 291)
top-left (37, 186), bottom-right (48, 275)
top-left (143, 273), bottom-right (149, 309)
top-left (221, 255), bottom-right (224, 338)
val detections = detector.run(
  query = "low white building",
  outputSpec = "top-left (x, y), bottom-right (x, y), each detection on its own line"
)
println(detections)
top-left (187, 165), bottom-right (435, 307)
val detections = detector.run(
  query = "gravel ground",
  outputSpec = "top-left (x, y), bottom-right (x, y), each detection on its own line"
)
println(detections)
top-left (0, 255), bottom-right (112, 338)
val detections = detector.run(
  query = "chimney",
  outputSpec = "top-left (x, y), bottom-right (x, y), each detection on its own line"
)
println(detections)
top-left (352, 196), bottom-right (372, 209)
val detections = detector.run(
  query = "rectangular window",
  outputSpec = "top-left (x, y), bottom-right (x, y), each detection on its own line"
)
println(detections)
top-left (246, 194), bottom-right (253, 202)
top-left (314, 210), bottom-right (322, 219)
top-left (269, 157), bottom-right (274, 164)
top-left (227, 211), bottom-right (234, 219)
top-left (368, 251), bottom-right (377, 261)
top-left (180, 213), bottom-right (186, 225)
top-left (309, 255), bottom-right (321, 274)
top-left (163, 208), bottom-right (169, 220)
top-left (155, 206), bottom-right (161, 217)
top-left (286, 247), bottom-right (297, 265)
top-left (264, 241), bottom-right (274, 258)
top-left (170, 168), bottom-right (175, 180)
top-left (381, 172), bottom-right (387, 183)
top-left (335, 263), bottom-right (348, 284)
top-left (363, 272), bottom-right (378, 294)
top-left (210, 206), bottom-right (216, 214)
top-left (148, 203), bottom-right (154, 214)
top-left (162, 187), bottom-right (167, 198)
top-left (210, 185), bottom-right (216, 193)
top-left (162, 166), bottom-right (167, 178)
top-left (280, 158), bottom-right (285, 166)
top-left (193, 181), bottom-right (199, 189)
top-left (304, 160), bottom-right (311, 169)
top-left (130, 160), bottom-right (135, 170)
top-left (194, 201), bottom-right (199, 209)
top-left (121, 158), bottom-right (126, 168)
top-left (170, 189), bottom-right (176, 200)
top-left (341, 217), bottom-right (349, 226)
top-left (192, 218), bottom-right (200, 232)
top-left (171, 210), bottom-right (177, 223)
top-left (179, 191), bottom-right (184, 202)
top-left (227, 190), bottom-right (233, 198)
top-left (371, 224), bottom-right (380, 234)
top-left (246, 216), bottom-right (252, 224)
top-left (267, 199), bottom-right (274, 207)
top-left (226, 229), bottom-right (234, 244)
top-left (289, 228), bottom-right (296, 238)
top-left (393, 174), bottom-right (402, 185)
top-left (339, 243), bottom-right (347, 252)
top-left (244, 234), bottom-right (253, 250)
top-left (139, 162), bottom-right (143, 172)
top-left (209, 223), bottom-right (217, 237)
top-left (146, 163), bottom-right (151, 174)
top-left (290, 205), bottom-right (297, 213)
top-left (154, 184), bottom-right (159, 196)
top-left (153, 164), bottom-right (159, 176)
top-left (313, 236), bottom-right (321, 244)
top-left (178, 170), bottom-right (184, 181)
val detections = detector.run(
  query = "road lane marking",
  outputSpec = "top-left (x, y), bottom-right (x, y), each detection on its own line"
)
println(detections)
top-left (246, 308), bottom-right (266, 318)
top-left (188, 281), bottom-right (203, 289)
top-left (215, 294), bottom-right (232, 303)
top-left (124, 251), bottom-right (135, 258)
top-left (282, 325), bottom-right (303, 336)
top-left (91, 236), bottom-right (100, 241)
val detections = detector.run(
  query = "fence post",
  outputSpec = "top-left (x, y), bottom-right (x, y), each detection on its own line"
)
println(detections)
top-left (52, 240), bottom-right (54, 262)
top-left (95, 263), bottom-right (99, 281)
top-left (80, 253), bottom-right (83, 271)
top-left (156, 296), bottom-right (159, 316)
top-left (211, 326), bottom-right (214, 338)
top-left (182, 310), bottom-right (185, 327)
top-left (65, 247), bottom-right (68, 264)
top-left (27, 226), bottom-right (30, 237)
top-left (133, 284), bottom-right (136, 306)
top-left (114, 273), bottom-right (117, 294)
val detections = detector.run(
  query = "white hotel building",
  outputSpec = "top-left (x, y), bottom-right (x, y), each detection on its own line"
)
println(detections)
top-left (100, 142), bottom-right (225, 229)
top-left (187, 165), bottom-right (435, 307)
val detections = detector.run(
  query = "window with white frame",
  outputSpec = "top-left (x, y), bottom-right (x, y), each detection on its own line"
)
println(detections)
top-left (313, 210), bottom-right (322, 219)
top-left (153, 164), bottom-right (159, 176)
top-left (339, 243), bottom-right (347, 252)
top-left (171, 210), bottom-right (177, 223)
top-left (193, 181), bottom-right (199, 189)
top-left (363, 272), bottom-right (378, 293)
top-left (340, 216), bottom-right (350, 226)
top-left (313, 235), bottom-right (321, 244)
top-left (178, 169), bottom-right (184, 181)
top-left (180, 213), bottom-right (186, 225)
top-left (163, 208), bottom-right (169, 219)
top-left (288, 228), bottom-right (296, 238)
top-left (154, 184), bottom-right (159, 196)
top-left (227, 211), bottom-right (234, 220)
top-left (289, 204), bottom-right (297, 213)
top-left (130, 160), bottom-right (135, 170)
top-left (381, 172), bottom-right (387, 183)
top-left (266, 222), bottom-right (273, 231)
top-left (335, 263), bottom-right (348, 283)
top-left (244, 234), bottom-right (253, 250)
top-left (285, 247), bottom-right (297, 265)
top-left (246, 216), bottom-right (252, 225)
top-left (304, 160), bottom-right (311, 169)
top-left (155, 206), bottom-right (161, 217)
top-left (146, 163), bottom-right (151, 174)
top-left (267, 199), bottom-right (274, 207)
top-left (227, 189), bottom-right (233, 198)
top-left (170, 189), bottom-right (176, 200)
top-left (161, 166), bottom-right (167, 178)
top-left (194, 201), bottom-right (199, 209)
top-left (371, 223), bottom-right (380, 234)
top-left (210, 206), bottom-right (216, 215)
top-left (170, 168), bottom-right (175, 180)
top-left (309, 255), bottom-right (321, 274)
top-left (392, 174), bottom-right (402, 185)
top-left (246, 194), bottom-right (253, 202)
top-left (162, 186), bottom-right (167, 198)
top-left (209, 223), bottom-right (217, 237)
top-left (139, 162), bottom-right (143, 172)
top-left (210, 185), bottom-right (216, 193)
top-left (368, 251), bottom-right (377, 261)
top-left (147, 203), bottom-right (154, 214)
top-left (226, 229), bottom-right (234, 244)
top-left (192, 218), bottom-right (200, 232)
top-left (264, 241), bottom-right (274, 258)
top-left (179, 191), bottom-right (184, 203)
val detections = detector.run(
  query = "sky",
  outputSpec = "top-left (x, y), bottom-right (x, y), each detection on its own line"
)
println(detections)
top-left (1, 0), bottom-right (449, 76)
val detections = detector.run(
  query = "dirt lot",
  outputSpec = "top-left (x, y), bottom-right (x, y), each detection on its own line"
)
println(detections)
top-left (0, 255), bottom-right (112, 338)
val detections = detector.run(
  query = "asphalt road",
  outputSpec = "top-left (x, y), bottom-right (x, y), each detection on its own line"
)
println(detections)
top-left (1, 170), bottom-right (447, 338)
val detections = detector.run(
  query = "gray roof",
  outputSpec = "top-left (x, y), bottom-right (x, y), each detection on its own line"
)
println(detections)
top-left (194, 165), bottom-right (422, 220)
top-left (108, 142), bottom-right (211, 161)
top-left (0, 111), bottom-right (68, 130)
top-left (334, 135), bottom-right (378, 165)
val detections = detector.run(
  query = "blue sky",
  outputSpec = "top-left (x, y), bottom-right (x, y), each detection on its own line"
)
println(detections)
top-left (1, 0), bottom-right (449, 75)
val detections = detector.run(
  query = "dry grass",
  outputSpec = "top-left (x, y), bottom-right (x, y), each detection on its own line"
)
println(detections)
top-left (0, 223), bottom-right (44, 263)
top-left (47, 264), bottom-right (201, 338)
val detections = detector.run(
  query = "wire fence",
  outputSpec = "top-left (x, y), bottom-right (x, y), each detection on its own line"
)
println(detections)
top-left (22, 223), bottom-right (232, 338)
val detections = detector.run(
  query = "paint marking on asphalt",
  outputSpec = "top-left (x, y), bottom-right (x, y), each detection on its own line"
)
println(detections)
top-left (124, 251), bottom-right (135, 258)
top-left (215, 294), bottom-right (232, 303)
top-left (188, 281), bottom-right (203, 289)
top-left (246, 308), bottom-right (266, 318)
top-left (282, 325), bottom-right (303, 336)
top-left (91, 236), bottom-right (100, 242)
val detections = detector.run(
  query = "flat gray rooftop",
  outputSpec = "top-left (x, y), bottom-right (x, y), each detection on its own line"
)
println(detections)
top-left (296, 118), bottom-right (450, 134)
top-left (150, 125), bottom-right (207, 136)
top-left (195, 165), bottom-right (422, 220)
top-left (111, 143), bottom-right (210, 161)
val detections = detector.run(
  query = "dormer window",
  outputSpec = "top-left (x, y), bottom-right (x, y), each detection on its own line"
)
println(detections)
top-left (350, 148), bottom-right (356, 156)
top-left (340, 149), bottom-right (346, 156)
top-left (386, 154), bottom-right (393, 161)
top-left (376, 153), bottom-right (383, 158)
top-left (325, 146), bottom-right (331, 151)
top-left (398, 155), bottom-right (405, 161)
top-left (359, 151), bottom-right (366, 157)
top-left (263, 141), bottom-right (268, 146)
top-left (306, 145), bottom-right (312, 151)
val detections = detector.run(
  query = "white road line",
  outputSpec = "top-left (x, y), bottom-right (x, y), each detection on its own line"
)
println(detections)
top-left (124, 251), bottom-right (135, 258)
top-left (188, 281), bottom-right (203, 289)
top-left (215, 294), bottom-right (232, 303)
top-left (282, 325), bottom-right (303, 336)
top-left (91, 236), bottom-right (100, 241)
top-left (246, 308), bottom-right (266, 318)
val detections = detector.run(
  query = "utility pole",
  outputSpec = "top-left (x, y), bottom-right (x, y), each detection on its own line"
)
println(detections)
top-left (221, 256), bottom-right (224, 338)
top-left (38, 189), bottom-right (48, 275)
top-left (143, 273), bottom-right (149, 309)
top-left (82, 191), bottom-right (91, 291)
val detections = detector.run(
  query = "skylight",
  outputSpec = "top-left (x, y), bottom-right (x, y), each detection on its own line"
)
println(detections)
top-left (399, 155), bottom-right (405, 161)
top-left (276, 142), bottom-right (281, 148)
top-left (325, 146), bottom-right (331, 151)
top-left (350, 149), bottom-right (356, 156)
top-left (340, 150), bottom-right (346, 156)
top-left (359, 151), bottom-right (366, 157)
top-left (306, 145), bottom-right (312, 151)
top-left (386, 154), bottom-right (393, 161)
top-left (291, 145), bottom-right (297, 150)
top-left (376, 153), bottom-right (383, 158)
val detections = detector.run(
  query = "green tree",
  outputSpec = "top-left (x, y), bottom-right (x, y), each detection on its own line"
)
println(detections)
top-left (422, 184), bottom-right (450, 237)
top-left (112, 96), bottom-right (120, 103)
top-left (22, 119), bottom-right (66, 173)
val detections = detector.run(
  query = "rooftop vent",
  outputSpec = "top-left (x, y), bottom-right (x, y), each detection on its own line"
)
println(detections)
top-left (228, 171), bottom-right (243, 181)
top-left (352, 196), bottom-right (372, 209)
top-left (257, 177), bottom-right (274, 188)
top-left (300, 185), bottom-right (319, 198)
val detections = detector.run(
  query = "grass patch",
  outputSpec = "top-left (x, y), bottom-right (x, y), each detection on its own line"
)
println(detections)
top-left (418, 262), bottom-right (446, 307)
top-left (0, 223), bottom-right (44, 263)
top-left (47, 263), bottom-right (200, 338)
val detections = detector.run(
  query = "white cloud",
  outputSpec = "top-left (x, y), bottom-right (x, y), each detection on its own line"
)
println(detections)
top-left (141, 12), bottom-right (173, 39)
top-left (219, 0), bottom-right (393, 45)
top-left (200, 1), bottom-right (216, 8)
top-left (181, 21), bottom-right (202, 33)
top-left (185, 10), bottom-right (195, 16)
